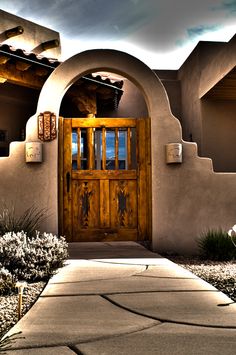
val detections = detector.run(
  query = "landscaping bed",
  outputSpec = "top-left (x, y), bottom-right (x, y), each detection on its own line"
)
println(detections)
top-left (169, 256), bottom-right (236, 302)
top-left (0, 204), bottom-right (69, 341)
top-left (0, 281), bottom-right (46, 338)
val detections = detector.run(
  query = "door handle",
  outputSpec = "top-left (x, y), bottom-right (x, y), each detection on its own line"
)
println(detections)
top-left (66, 172), bottom-right (70, 193)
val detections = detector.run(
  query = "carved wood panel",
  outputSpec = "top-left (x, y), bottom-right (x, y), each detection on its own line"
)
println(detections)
top-left (72, 180), bottom-right (100, 235)
top-left (110, 180), bottom-right (137, 229)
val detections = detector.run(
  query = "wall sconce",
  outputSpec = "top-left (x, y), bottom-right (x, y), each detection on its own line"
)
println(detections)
top-left (38, 111), bottom-right (57, 142)
top-left (165, 143), bottom-right (182, 164)
top-left (25, 142), bottom-right (43, 163)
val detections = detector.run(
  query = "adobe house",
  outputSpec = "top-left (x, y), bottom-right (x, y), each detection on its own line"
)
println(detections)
top-left (0, 9), bottom-right (236, 254)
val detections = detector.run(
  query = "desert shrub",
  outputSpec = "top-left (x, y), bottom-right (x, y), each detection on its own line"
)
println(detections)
top-left (198, 229), bottom-right (236, 261)
top-left (0, 203), bottom-right (48, 237)
top-left (0, 231), bottom-right (68, 281)
top-left (0, 267), bottom-right (16, 296)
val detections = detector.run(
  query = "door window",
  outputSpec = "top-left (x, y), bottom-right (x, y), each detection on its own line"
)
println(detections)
top-left (72, 127), bottom-right (136, 170)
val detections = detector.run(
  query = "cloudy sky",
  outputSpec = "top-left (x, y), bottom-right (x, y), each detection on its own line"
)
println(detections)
top-left (1, 0), bottom-right (236, 69)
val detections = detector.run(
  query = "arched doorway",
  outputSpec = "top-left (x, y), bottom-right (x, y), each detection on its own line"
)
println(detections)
top-left (58, 70), bottom-right (151, 242)
top-left (36, 49), bottom-right (180, 249)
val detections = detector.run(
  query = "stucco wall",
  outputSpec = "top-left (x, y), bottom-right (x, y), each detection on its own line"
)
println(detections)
top-left (177, 47), bottom-right (203, 152)
top-left (101, 79), bottom-right (148, 118)
top-left (157, 150), bottom-right (236, 253)
top-left (154, 70), bottom-right (182, 122)
top-left (1, 49), bottom-right (236, 255)
top-left (0, 137), bottom-right (58, 233)
top-left (0, 9), bottom-right (61, 59)
top-left (177, 39), bottom-right (236, 172)
top-left (199, 36), bottom-right (236, 98)
top-left (202, 99), bottom-right (236, 172)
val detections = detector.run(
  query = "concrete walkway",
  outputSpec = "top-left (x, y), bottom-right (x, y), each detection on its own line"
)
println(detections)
top-left (3, 242), bottom-right (236, 354)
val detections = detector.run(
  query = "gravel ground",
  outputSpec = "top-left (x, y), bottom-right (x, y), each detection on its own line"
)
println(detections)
top-left (169, 256), bottom-right (236, 302)
top-left (0, 282), bottom-right (46, 339)
top-left (1, 258), bottom-right (236, 340)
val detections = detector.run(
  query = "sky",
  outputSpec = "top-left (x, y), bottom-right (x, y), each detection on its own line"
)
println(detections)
top-left (0, 0), bottom-right (236, 69)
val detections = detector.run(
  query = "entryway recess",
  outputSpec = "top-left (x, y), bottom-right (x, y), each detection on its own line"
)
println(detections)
top-left (59, 117), bottom-right (151, 242)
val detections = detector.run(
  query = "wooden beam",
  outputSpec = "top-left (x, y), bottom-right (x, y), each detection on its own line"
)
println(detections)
top-left (72, 118), bottom-right (137, 128)
top-left (0, 55), bottom-right (10, 65)
top-left (102, 127), bottom-right (106, 170)
top-left (127, 127), bottom-right (131, 170)
top-left (0, 62), bottom-right (47, 89)
top-left (87, 127), bottom-right (95, 169)
top-left (115, 128), bottom-right (119, 170)
top-left (16, 61), bottom-right (32, 71)
top-left (0, 77), bottom-right (7, 84)
top-left (77, 127), bottom-right (81, 170)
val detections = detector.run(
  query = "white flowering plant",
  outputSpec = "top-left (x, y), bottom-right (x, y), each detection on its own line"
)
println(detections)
top-left (227, 225), bottom-right (236, 248)
top-left (0, 231), bottom-right (68, 281)
top-left (0, 267), bottom-right (16, 295)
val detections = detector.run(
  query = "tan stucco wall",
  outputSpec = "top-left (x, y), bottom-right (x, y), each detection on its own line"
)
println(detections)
top-left (177, 46), bottom-right (203, 152)
top-left (199, 36), bottom-right (236, 98)
top-left (154, 70), bottom-right (182, 122)
top-left (101, 79), bottom-right (148, 118)
top-left (202, 99), bottom-right (236, 172)
top-left (177, 38), bottom-right (236, 172)
top-left (1, 49), bottom-right (236, 254)
top-left (0, 138), bottom-right (58, 233)
top-left (0, 9), bottom-right (61, 59)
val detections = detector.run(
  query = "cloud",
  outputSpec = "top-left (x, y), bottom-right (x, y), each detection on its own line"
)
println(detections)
top-left (213, 0), bottom-right (236, 14)
top-left (187, 24), bottom-right (222, 40)
top-left (1, 0), bottom-right (236, 69)
top-left (62, 0), bottom-right (155, 41)
top-left (1, 0), bottom-right (155, 41)
top-left (117, 0), bottom-right (233, 52)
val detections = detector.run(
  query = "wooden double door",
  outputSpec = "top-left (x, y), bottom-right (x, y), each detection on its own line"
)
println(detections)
top-left (59, 117), bottom-right (150, 242)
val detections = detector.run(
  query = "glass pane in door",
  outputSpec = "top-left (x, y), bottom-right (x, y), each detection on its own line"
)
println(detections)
top-left (72, 130), bottom-right (78, 170)
top-left (106, 130), bottom-right (115, 170)
top-left (80, 129), bottom-right (87, 169)
top-left (118, 130), bottom-right (126, 169)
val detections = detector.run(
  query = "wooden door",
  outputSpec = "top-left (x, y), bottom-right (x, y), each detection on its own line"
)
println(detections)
top-left (59, 117), bottom-right (150, 242)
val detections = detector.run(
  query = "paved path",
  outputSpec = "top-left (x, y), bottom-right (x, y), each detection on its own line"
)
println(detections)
top-left (3, 242), bottom-right (236, 354)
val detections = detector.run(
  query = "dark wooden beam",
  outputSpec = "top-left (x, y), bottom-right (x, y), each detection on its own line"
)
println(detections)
top-left (0, 62), bottom-right (47, 89)
top-left (203, 66), bottom-right (236, 100)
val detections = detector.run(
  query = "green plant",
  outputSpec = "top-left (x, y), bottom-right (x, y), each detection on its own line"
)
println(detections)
top-left (198, 229), bottom-right (236, 261)
top-left (0, 267), bottom-right (16, 296)
top-left (0, 203), bottom-right (48, 237)
top-left (0, 231), bottom-right (68, 281)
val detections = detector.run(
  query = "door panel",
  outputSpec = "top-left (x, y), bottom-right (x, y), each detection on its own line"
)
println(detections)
top-left (72, 180), bottom-right (100, 230)
top-left (100, 179), bottom-right (110, 228)
top-left (61, 117), bottom-right (148, 242)
top-left (110, 180), bottom-right (137, 229)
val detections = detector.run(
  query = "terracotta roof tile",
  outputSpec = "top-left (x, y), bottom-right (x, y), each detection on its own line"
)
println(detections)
top-left (0, 43), bottom-right (123, 90)
top-left (0, 43), bottom-right (60, 67)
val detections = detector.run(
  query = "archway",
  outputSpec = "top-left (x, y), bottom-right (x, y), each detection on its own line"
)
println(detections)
top-left (34, 49), bottom-right (183, 249)
top-left (58, 70), bottom-right (150, 242)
